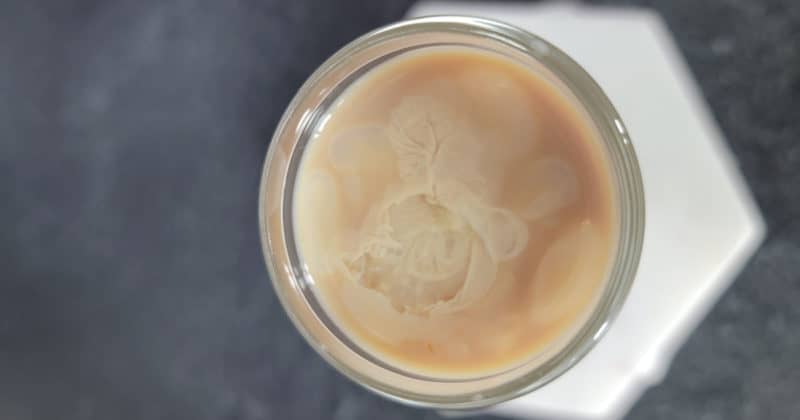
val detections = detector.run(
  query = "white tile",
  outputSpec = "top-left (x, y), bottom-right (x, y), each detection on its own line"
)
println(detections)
top-left (407, 3), bottom-right (765, 419)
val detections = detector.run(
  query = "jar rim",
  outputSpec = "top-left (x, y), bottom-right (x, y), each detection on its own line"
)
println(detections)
top-left (258, 15), bottom-right (645, 409)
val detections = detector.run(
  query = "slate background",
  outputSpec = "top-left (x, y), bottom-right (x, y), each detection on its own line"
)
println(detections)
top-left (1, 0), bottom-right (798, 419)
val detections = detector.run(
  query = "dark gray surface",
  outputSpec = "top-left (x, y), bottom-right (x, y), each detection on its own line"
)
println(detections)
top-left (0, 1), bottom-right (798, 419)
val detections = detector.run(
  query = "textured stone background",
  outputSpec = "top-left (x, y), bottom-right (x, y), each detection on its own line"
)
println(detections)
top-left (1, 1), bottom-right (798, 419)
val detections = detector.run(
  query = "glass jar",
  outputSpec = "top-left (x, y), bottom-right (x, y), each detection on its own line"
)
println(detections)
top-left (258, 16), bottom-right (645, 410)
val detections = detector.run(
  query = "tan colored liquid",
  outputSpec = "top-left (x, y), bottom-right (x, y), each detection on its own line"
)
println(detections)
top-left (293, 47), bottom-right (617, 376)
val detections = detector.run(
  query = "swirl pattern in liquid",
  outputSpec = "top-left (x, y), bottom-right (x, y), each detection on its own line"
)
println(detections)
top-left (293, 47), bottom-right (617, 376)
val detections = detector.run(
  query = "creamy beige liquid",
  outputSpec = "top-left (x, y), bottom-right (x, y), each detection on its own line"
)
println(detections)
top-left (293, 47), bottom-right (617, 376)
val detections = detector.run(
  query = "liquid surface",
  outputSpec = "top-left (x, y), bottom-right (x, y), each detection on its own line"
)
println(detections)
top-left (293, 48), bottom-right (617, 376)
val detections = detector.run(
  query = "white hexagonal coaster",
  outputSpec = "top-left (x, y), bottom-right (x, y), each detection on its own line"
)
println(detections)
top-left (407, 3), bottom-right (765, 419)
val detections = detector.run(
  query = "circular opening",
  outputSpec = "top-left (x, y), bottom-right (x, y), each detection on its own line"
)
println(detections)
top-left (259, 16), bottom-right (644, 409)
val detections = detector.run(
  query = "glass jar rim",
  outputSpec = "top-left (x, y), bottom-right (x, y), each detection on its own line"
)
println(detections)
top-left (259, 15), bottom-right (645, 410)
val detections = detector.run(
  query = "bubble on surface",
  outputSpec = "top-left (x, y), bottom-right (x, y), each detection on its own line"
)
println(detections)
top-left (513, 157), bottom-right (579, 221)
top-left (529, 220), bottom-right (599, 324)
top-left (459, 66), bottom-right (539, 165)
top-left (296, 170), bottom-right (342, 276)
top-left (329, 124), bottom-right (394, 173)
top-left (328, 124), bottom-right (396, 211)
